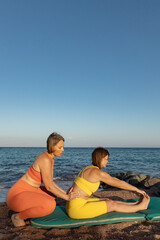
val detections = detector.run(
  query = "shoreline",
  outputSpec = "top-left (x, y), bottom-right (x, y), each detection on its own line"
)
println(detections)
top-left (1, 188), bottom-right (160, 240)
top-left (1, 172), bottom-right (160, 203)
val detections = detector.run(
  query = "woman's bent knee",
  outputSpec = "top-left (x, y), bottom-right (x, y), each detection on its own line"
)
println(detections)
top-left (42, 199), bottom-right (56, 215)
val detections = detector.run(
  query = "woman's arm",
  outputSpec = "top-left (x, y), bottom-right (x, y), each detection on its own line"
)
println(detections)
top-left (99, 171), bottom-right (147, 196)
top-left (39, 159), bottom-right (78, 200)
top-left (52, 181), bottom-right (66, 194)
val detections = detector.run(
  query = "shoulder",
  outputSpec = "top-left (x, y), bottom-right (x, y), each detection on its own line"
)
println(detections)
top-left (36, 152), bottom-right (52, 161)
top-left (34, 152), bottom-right (53, 168)
top-left (88, 167), bottom-right (111, 182)
top-left (91, 168), bottom-right (111, 179)
top-left (88, 167), bottom-right (102, 177)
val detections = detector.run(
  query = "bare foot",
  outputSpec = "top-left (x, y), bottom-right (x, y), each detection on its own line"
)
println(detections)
top-left (139, 196), bottom-right (150, 210)
top-left (11, 214), bottom-right (26, 227)
top-left (134, 195), bottom-right (144, 205)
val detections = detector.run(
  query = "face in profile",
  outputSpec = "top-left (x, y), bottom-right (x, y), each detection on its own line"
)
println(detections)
top-left (53, 140), bottom-right (64, 157)
top-left (100, 155), bottom-right (109, 169)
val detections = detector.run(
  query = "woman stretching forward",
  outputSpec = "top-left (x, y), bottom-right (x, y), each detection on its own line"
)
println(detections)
top-left (66, 147), bottom-right (150, 219)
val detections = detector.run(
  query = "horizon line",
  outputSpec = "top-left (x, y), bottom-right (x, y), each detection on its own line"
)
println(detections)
top-left (0, 146), bottom-right (160, 149)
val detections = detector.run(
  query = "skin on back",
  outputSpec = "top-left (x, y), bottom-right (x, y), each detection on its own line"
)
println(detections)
top-left (71, 154), bottom-right (150, 214)
top-left (72, 167), bottom-right (100, 199)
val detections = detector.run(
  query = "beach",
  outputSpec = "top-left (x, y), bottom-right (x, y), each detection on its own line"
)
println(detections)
top-left (1, 187), bottom-right (160, 240)
top-left (1, 148), bottom-right (160, 239)
top-left (1, 1), bottom-right (160, 239)
top-left (1, 147), bottom-right (160, 203)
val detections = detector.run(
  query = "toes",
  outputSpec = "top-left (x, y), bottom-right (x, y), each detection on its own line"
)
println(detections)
top-left (11, 214), bottom-right (25, 227)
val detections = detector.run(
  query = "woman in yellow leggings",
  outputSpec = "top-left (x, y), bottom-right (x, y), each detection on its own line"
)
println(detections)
top-left (66, 147), bottom-right (150, 219)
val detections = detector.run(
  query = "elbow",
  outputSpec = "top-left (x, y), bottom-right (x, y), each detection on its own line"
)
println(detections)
top-left (45, 185), bottom-right (51, 192)
top-left (45, 183), bottom-right (53, 192)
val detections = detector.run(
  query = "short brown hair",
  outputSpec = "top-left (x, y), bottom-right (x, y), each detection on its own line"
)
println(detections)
top-left (47, 132), bottom-right (65, 153)
top-left (92, 147), bottom-right (110, 169)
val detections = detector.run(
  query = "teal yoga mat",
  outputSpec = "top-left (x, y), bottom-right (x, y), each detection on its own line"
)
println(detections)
top-left (31, 197), bottom-right (160, 229)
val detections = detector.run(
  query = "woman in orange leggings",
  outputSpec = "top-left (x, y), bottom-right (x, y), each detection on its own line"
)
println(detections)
top-left (6, 132), bottom-right (78, 227)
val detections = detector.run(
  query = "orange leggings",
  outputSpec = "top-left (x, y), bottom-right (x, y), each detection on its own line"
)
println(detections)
top-left (6, 179), bottom-right (56, 220)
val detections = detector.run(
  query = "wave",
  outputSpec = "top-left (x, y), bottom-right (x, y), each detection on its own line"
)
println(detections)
top-left (53, 177), bottom-right (62, 181)
top-left (0, 185), bottom-right (11, 189)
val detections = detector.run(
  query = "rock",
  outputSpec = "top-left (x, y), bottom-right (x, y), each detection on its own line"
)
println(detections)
top-left (154, 182), bottom-right (160, 190)
top-left (128, 174), bottom-right (148, 187)
top-left (114, 172), bottom-right (136, 181)
top-left (100, 182), bottom-right (114, 189)
top-left (154, 191), bottom-right (160, 197)
top-left (101, 172), bottom-right (160, 190)
top-left (143, 177), bottom-right (160, 188)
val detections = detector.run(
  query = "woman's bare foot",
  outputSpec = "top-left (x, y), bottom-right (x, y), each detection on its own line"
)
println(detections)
top-left (134, 195), bottom-right (144, 205)
top-left (138, 196), bottom-right (150, 210)
top-left (11, 214), bottom-right (26, 227)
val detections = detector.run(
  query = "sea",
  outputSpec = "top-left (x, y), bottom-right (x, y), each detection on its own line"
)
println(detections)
top-left (0, 147), bottom-right (160, 202)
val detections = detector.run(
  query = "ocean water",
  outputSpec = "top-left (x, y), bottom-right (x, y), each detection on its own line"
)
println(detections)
top-left (0, 147), bottom-right (160, 202)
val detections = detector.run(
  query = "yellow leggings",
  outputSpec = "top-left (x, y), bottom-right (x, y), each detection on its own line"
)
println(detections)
top-left (66, 198), bottom-right (107, 219)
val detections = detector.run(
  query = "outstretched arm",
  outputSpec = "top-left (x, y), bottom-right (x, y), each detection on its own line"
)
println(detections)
top-left (99, 171), bottom-right (148, 197)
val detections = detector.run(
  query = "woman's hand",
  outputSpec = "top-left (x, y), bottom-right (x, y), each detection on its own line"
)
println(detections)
top-left (66, 186), bottom-right (73, 194)
top-left (135, 189), bottom-right (149, 198)
top-left (67, 191), bottom-right (80, 201)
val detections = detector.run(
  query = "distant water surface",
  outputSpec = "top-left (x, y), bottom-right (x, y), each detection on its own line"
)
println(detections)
top-left (0, 147), bottom-right (160, 202)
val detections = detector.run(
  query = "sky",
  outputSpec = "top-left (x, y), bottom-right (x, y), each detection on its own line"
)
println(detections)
top-left (0, 0), bottom-right (160, 147)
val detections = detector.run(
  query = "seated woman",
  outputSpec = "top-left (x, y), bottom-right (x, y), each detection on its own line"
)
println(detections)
top-left (66, 147), bottom-right (150, 219)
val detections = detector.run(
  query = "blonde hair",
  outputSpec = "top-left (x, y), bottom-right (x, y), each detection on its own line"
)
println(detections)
top-left (47, 132), bottom-right (65, 153)
top-left (92, 147), bottom-right (110, 169)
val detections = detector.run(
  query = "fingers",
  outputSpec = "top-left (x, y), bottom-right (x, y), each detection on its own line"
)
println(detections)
top-left (67, 187), bottom-right (73, 194)
top-left (72, 191), bottom-right (79, 198)
top-left (145, 194), bottom-right (150, 199)
top-left (137, 190), bottom-right (149, 199)
top-left (67, 188), bottom-right (72, 194)
top-left (142, 191), bottom-right (149, 198)
top-left (68, 191), bottom-right (80, 200)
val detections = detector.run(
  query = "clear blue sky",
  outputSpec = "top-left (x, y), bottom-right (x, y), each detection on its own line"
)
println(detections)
top-left (0, 0), bottom-right (160, 147)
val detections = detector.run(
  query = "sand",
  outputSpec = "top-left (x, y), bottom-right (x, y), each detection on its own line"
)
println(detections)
top-left (0, 188), bottom-right (160, 240)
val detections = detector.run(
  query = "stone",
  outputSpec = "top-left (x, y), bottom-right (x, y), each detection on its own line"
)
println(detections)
top-left (144, 177), bottom-right (160, 188)
top-left (128, 174), bottom-right (148, 187)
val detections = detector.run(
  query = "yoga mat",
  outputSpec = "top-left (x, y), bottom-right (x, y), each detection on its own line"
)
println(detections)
top-left (31, 197), bottom-right (160, 229)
